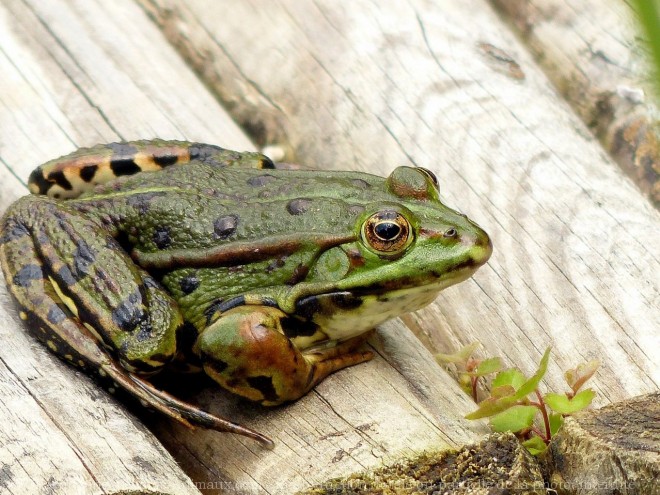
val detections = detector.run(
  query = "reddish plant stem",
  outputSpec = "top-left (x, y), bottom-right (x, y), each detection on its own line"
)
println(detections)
top-left (535, 389), bottom-right (551, 443)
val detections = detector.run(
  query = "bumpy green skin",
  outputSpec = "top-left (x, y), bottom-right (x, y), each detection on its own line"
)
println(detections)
top-left (0, 140), bottom-right (492, 443)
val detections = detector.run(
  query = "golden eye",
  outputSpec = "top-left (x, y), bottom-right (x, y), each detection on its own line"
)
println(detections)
top-left (361, 210), bottom-right (412, 256)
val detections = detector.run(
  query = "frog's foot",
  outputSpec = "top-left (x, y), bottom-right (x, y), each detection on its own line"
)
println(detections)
top-left (29, 140), bottom-right (275, 199)
top-left (197, 306), bottom-right (374, 407)
top-left (127, 373), bottom-right (274, 449)
top-left (302, 331), bottom-right (375, 390)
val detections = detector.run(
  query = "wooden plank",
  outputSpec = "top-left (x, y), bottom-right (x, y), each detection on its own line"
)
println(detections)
top-left (0, 1), bottom-right (493, 493)
top-left (491, 0), bottom-right (660, 207)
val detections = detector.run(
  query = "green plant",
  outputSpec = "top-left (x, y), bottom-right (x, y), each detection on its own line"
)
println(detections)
top-left (436, 345), bottom-right (599, 455)
top-left (632, 0), bottom-right (660, 97)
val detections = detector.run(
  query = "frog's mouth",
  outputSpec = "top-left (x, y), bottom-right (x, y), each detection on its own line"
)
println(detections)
top-left (289, 256), bottom-right (485, 340)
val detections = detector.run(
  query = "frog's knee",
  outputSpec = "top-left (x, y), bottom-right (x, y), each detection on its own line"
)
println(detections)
top-left (113, 279), bottom-right (181, 374)
top-left (197, 306), bottom-right (311, 404)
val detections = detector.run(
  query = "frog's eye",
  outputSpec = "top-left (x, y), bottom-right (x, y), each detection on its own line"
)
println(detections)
top-left (361, 210), bottom-right (412, 256)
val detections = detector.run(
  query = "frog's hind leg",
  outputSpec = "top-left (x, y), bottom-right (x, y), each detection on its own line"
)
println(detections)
top-left (0, 196), bottom-right (274, 447)
top-left (197, 306), bottom-right (374, 406)
top-left (29, 140), bottom-right (275, 199)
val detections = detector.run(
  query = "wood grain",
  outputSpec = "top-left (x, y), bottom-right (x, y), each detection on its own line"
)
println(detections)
top-left (491, 0), bottom-right (660, 207)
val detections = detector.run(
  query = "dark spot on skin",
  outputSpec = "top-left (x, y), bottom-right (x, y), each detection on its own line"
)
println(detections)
top-left (72, 240), bottom-right (96, 279)
top-left (280, 316), bottom-right (319, 338)
top-left (57, 266), bottom-right (77, 286)
top-left (351, 178), bottom-right (371, 189)
top-left (12, 264), bottom-right (43, 287)
top-left (247, 174), bottom-right (276, 187)
top-left (48, 170), bottom-right (73, 191)
top-left (294, 295), bottom-right (321, 320)
top-left (266, 256), bottom-right (287, 273)
top-left (107, 143), bottom-right (140, 176)
top-left (80, 164), bottom-right (98, 183)
top-left (153, 154), bottom-right (178, 167)
top-left (111, 290), bottom-right (145, 332)
top-left (286, 198), bottom-right (313, 215)
top-left (261, 297), bottom-right (278, 308)
top-left (204, 296), bottom-right (248, 325)
top-left (330, 292), bottom-right (363, 310)
top-left (46, 304), bottom-right (68, 324)
top-left (259, 157), bottom-right (276, 169)
top-left (0, 221), bottom-right (29, 244)
top-left (346, 248), bottom-right (365, 268)
top-left (246, 375), bottom-right (279, 403)
top-left (287, 263), bottom-right (309, 285)
top-left (179, 274), bottom-right (200, 295)
top-left (138, 276), bottom-right (156, 289)
top-left (110, 158), bottom-right (141, 176)
top-left (188, 143), bottom-right (227, 162)
top-left (28, 169), bottom-right (53, 195)
top-left (213, 215), bottom-right (238, 240)
top-left (153, 226), bottom-right (172, 249)
top-left (207, 357), bottom-right (229, 374)
top-left (127, 192), bottom-right (162, 214)
top-left (204, 299), bottom-right (225, 325)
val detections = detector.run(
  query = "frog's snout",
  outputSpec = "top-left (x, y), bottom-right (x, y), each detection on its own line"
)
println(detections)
top-left (463, 229), bottom-right (493, 267)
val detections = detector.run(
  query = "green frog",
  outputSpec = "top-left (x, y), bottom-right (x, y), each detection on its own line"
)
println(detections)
top-left (0, 140), bottom-right (492, 447)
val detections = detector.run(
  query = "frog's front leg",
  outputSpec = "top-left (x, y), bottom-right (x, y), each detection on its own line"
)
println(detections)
top-left (196, 306), bottom-right (374, 405)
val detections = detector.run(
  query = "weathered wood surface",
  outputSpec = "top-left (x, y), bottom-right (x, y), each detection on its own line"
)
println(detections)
top-left (0, 1), bottom-right (497, 494)
top-left (492, 0), bottom-right (660, 208)
top-left (0, 0), bottom-right (658, 493)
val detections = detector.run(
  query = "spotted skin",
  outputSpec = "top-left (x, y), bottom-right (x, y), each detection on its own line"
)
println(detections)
top-left (1, 140), bottom-right (492, 447)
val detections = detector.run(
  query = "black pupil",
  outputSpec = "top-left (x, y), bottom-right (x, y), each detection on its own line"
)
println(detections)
top-left (374, 221), bottom-right (401, 241)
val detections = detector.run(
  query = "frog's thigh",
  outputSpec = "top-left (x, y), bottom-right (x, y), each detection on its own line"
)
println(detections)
top-left (1, 196), bottom-right (180, 373)
top-left (197, 306), bottom-right (373, 405)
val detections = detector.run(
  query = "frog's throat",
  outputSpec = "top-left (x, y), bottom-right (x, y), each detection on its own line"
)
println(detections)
top-left (133, 233), bottom-right (356, 269)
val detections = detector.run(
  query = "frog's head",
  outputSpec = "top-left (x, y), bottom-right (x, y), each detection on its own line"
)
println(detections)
top-left (285, 166), bottom-right (492, 340)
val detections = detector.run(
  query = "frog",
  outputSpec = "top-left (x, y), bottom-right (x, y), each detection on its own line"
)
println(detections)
top-left (0, 140), bottom-right (492, 448)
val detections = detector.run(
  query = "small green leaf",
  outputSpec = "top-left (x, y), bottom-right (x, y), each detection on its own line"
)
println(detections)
top-left (522, 436), bottom-right (548, 456)
top-left (474, 357), bottom-right (503, 376)
top-left (435, 342), bottom-right (481, 365)
top-left (565, 360), bottom-right (600, 393)
top-left (545, 390), bottom-right (596, 414)
top-left (549, 412), bottom-right (564, 437)
top-left (492, 368), bottom-right (526, 390)
top-left (490, 384), bottom-right (516, 399)
top-left (489, 405), bottom-right (537, 433)
top-left (465, 396), bottom-right (517, 419)
top-left (513, 348), bottom-right (551, 400)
